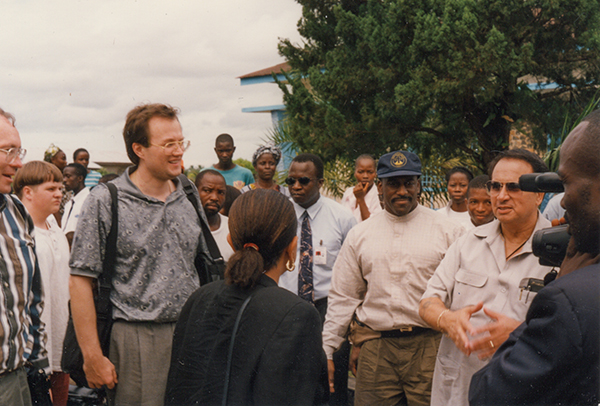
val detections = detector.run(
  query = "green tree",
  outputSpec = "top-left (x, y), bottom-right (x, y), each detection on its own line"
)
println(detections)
top-left (184, 164), bottom-right (204, 181)
top-left (233, 158), bottom-right (256, 177)
top-left (278, 0), bottom-right (600, 171)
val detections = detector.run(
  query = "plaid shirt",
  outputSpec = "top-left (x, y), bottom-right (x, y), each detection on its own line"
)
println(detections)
top-left (0, 194), bottom-right (48, 373)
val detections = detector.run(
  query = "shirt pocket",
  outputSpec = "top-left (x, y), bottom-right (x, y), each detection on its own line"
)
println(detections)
top-left (455, 269), bottom-right (488, 288)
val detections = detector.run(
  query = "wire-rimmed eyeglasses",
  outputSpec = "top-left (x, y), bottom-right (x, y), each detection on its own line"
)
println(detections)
top-left (0, 147), bottom-right (26, 164)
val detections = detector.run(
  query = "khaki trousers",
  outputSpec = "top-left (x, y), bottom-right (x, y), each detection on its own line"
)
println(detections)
top-left (107, 320), bottom-right (176, 406)
top-left (355, 330), bottom-right (442, 406)
top-left (0, 367), bottom-right (31, 406)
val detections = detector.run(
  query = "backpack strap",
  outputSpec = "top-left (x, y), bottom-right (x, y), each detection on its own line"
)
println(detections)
top-left (96, 182), bottom-right (118, 318)
top-left (178, 174), bottom-right (225, 285)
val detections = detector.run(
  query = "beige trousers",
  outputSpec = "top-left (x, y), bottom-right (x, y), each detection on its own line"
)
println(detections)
top-left (355, 330), bottom-right (442, 406)
top-left (107, 320), bottom-right (176, 406)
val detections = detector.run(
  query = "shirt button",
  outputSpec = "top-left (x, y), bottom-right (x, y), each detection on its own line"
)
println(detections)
top-left (501, 288), bottom-right (507, 293)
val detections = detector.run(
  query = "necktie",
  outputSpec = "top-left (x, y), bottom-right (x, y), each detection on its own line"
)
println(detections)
top-left (298, 211), bottom-right (313, 302)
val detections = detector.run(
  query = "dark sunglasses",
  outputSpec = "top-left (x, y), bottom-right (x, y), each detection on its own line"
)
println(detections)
top-left (285, 177), bottom-right (315, 186)
top-left (486, 180), bottom-right (522, 195)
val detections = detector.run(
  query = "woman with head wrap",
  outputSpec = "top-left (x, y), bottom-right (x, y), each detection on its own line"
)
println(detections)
top-left (240, 145), bottom-right (290, 197)
top-left (44, 143), bottom-right (71, 224)
top-left (44, 143), bottom-right (68, 172)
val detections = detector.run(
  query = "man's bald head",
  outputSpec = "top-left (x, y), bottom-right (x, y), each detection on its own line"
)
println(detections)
top-left (558, 109), bottom-right (600, 256)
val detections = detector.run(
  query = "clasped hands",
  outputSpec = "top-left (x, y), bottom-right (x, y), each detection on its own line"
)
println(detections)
top-left (439, 302), bottom-right (521, 360)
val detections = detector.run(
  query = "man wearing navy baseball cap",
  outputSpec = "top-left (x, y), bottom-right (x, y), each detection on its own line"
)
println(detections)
top-left (323, 150), bottom-right (464, 406)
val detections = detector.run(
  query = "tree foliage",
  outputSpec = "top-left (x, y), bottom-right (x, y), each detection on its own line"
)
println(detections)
top-left (278, 0), bottom-right (600, 171)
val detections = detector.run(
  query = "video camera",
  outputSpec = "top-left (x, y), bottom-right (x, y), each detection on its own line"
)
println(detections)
top-left (519, 173), bottom-right (570, 268)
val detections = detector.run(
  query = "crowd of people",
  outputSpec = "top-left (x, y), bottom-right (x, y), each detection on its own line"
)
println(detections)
top-left (0, 102), bottom-right (597, 406)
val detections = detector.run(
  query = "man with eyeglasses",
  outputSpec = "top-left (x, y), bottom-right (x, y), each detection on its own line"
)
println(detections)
top-left (322, 150), bottom-right (464, 406)
top-left (0, 108), bottom-right (49, 406)
top-left (470, 111), bottom-right (600, 405)
top-left (69, 103), bottom-right (208, 406)
top-left (209, 133), bottom-right (254, 190)
top-left (418, 148), bottom-right (553, 406)
top-left (278, 153), bottom-right (356, 405)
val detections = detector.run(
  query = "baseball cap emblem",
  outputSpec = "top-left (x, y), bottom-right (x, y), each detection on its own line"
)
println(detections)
top-left (391, 152), bottom-right (407, 168)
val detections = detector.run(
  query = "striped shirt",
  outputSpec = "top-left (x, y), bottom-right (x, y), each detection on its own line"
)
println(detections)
top-left (0, 194), bottom-right (48, 373)
top-left (84, 170), bottom-right (102, 188)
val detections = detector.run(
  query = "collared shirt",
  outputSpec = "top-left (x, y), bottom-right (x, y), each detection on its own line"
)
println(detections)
top-left (0, 194), bottom-right (48, 373)
top-left (70, 169), bottom-right (206, 323)
top-left (279, 196), bottom-right (357, 301)
top-left (211, 213), bottom-right (234, 262)
top-left (422, 214), bottom-right (553, 406)
top-left (322, 205), bottom-right (464, 358)
top-left (62, 187), bottom-right (90, 235)
top-left (340, 184), bottom-right (382, 223)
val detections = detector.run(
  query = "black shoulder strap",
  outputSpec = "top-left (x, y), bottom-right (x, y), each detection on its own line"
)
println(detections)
top-left (103, 182), bottom-right (119, 276)
top-left (222, 292), bottom-right (254, 406)
top-left (178, 174), bottom-right (224, 263)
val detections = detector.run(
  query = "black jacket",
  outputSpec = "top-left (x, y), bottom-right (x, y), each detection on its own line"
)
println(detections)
top-left (469, 263), bottom-right (600, 406)
top-left (165, 274), bottom-right (329, 406)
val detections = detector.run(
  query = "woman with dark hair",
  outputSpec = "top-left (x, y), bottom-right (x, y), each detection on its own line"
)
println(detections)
top-left (165, 189), bottom-right (328, 406)
top-left (240, 144), bottom-right (290, 197)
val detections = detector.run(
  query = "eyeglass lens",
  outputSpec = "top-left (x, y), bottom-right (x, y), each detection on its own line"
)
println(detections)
top-left (285, 177), bottom-right (312, 186)
top-left (486, 181), bottom-right (521, 194)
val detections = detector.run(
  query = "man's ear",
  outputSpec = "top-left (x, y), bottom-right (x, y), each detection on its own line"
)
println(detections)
top-left (132, 143), bottom-right (145, 161)
top-left (377, 179), bottom-right (383, 194)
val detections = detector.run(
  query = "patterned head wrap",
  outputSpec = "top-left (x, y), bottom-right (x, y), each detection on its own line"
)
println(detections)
top-left (252, 145), bottom-right (282, 167)
top-left (44, 144), bottom-right (62, 162)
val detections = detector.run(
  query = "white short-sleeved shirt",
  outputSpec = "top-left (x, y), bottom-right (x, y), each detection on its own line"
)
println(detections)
top-left (422, 214), bottom-right (553, 406)
top-left (36, 216), bottom-right (71, 371)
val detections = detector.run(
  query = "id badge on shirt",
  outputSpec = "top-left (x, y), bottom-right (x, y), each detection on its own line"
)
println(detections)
top-left (314, 245), bottom-right (327, 265)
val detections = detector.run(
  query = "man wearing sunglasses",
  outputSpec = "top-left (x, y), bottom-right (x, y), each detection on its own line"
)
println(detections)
top-left (323, 150), bottom-right (464, 405)
top-left (0, 108), bottom-right (48, 406)
top-left (69, 103), bottom-right (208, 406)
top-left (419, 148), bottom-right (553, 406)
top-left (278, 153), bottom-right (357, 405)
top-left (470, 111), bottom-right (600, 405)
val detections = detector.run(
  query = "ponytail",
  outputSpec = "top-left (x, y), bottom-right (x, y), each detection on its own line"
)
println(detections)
top-left (225, 246), bottom-right (264, 289)
top-left (225, 189), bottom-right (297, 290)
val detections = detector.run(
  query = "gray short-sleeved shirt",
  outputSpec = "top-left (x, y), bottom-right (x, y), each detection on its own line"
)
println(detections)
top-left (70, 169), bottom-right (204, 323)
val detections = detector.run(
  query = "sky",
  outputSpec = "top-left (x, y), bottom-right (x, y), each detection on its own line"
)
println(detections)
top-left (0, 0), bottom-right (304, 168)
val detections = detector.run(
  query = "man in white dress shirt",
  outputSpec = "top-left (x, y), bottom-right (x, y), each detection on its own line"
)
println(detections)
top-left (279, 153), bottom-right (356, 405)
top-left (61, 163), bottom-right (90, 248)
top-left (323, 150), bottom-right (464, 406)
